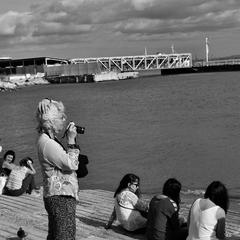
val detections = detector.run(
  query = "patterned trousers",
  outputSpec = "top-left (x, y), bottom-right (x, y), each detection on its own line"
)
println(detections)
top-left (44, 195), bottom-right (76, 240)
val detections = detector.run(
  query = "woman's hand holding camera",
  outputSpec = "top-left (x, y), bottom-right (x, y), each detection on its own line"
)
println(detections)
top-left (66, 122), bottom-right (77, 145)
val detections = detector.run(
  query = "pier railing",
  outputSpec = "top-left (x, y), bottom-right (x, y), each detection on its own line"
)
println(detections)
top-left (194, 59), bottom-right (240, 67)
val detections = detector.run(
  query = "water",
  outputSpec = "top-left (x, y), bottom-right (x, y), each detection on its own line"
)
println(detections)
top-left (0, 72), bottom-right (240, 209)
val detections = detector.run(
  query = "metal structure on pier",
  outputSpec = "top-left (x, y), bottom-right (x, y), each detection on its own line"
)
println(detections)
top-left (203, 59), bottom-right (240, 66)
top-left (70, 53), bottom-right (192, 72)
top-left (193, 58), bottom-right (240, 67)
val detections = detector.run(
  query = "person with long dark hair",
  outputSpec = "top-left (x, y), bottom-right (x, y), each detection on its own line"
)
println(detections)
top-left (0, 150), bottom-right (16, 176)
top-left (187, 181), bottom-right (229, 240)
top-left (105, 173), bottom-right (149, 232)
top-left (146, 178), bottom-right (188, 240)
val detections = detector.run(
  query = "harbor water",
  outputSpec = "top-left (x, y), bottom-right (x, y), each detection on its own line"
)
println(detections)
top-left (0, 71), bottom-right (240, 210)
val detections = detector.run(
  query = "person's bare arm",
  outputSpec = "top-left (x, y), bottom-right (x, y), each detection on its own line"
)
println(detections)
top-left (216, 208), bottom-right (226, 239)
top-left (105, 207), bottom-right (116, 229)
top-left (2, 161), bottom-right (17, 170)
top-left (135, 198), bottom-right (149, 212)
top-left (26, 161), bottom-right (36, 175)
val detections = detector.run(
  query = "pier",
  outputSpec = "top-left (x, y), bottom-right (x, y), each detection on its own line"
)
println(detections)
top-left (0, 189), bottom-right (239, 239)
top-left (70, 53), bottom-right (192, 72)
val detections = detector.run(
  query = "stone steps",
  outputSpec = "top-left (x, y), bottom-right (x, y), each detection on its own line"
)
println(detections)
top-left (0, 189), bottom-right (239, 239)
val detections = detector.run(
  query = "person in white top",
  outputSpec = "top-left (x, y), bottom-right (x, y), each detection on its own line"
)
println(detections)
top-left (187, 181), bottom-right (229, 240)
top-left (4, 157), bottom-right (37, 196)
top-left (105, 173), bottom-right (149, 232)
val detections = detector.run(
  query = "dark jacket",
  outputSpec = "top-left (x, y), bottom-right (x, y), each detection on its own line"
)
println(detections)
top-left (146, 195), bottom-right (180, 240)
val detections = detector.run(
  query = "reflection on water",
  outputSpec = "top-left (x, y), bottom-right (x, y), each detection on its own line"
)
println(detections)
top-left (0, 72), bottom-right (240, 204)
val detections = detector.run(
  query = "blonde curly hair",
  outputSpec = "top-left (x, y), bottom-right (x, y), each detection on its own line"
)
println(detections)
top-left (36, 98), bottom-right (66, 133)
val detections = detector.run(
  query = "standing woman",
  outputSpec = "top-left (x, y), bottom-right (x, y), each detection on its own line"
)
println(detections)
top-left (187, 181), bottom-right (229, 240)
top-left (36, 98), bottom-right (80, 240)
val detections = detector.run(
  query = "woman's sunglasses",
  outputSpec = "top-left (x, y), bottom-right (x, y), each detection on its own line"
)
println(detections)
top-left (131, 182), bottom-right (139, 187)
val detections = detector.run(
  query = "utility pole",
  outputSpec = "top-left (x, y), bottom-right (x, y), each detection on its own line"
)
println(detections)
top-left (205, 37), bottom-right (209, 65)
top-left (171, 44), bottom-right (175, 54)
top-left (144, 47), bottom-right (147, 68)
top-left (144, 47), bottom-right (147, 56)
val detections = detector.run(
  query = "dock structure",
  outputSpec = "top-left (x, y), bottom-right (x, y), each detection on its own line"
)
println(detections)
top-left (70, 53), bottom-right (192, 72)
top-left (0, 189), bottom-right (239, 240)
top-left (198, 58), bottom-right (240, 67)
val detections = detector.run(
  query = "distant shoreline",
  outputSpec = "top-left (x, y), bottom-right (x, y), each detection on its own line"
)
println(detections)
top-left (0, 74), bottom-right (49, 91)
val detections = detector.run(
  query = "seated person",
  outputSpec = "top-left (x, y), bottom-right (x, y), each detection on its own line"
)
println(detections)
top-left (0, 150), bottom-right (16, 176)
top-left (146, 178), bottom-right (188, 240)
top-left (4, 157), bottom-right (38, 196)
top-left (105, 173), bottom-right (149, 232)
top-left (187, 181), bottom-right (229, 240)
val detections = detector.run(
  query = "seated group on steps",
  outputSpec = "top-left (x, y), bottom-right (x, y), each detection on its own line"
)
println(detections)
top-left (0, 151), bottom-right (230, 240)
top-left (105, 173), bottom-right (229, 240)
top-left (0, 150), bottom-right (40, 196)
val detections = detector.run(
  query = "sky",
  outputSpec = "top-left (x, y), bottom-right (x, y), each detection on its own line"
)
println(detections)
top-left (0, 0), bottom-right (240, 60)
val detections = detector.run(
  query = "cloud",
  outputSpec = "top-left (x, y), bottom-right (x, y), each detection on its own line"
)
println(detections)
top-left (32, 22), bottom-right (93, 36)
top-left (114, 8), bottom-right (240, 35)
top-left (0, 0), bottom-right (240, 56)
top-left (0, 11), bottom-right (31, 36)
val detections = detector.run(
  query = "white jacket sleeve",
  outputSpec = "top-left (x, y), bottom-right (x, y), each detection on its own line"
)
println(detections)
top-left (43, 138), bottom-right (79, 171)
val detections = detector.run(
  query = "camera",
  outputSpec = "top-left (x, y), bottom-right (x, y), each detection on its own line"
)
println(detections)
top-left (62, 122), bottom-right (85, 138)
top-left (76, 125), bottom-right (85, 134)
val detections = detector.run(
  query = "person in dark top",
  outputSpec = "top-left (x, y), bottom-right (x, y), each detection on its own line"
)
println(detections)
top-left (0, 150), bottom-right (16, 176)
top-left (146, 178), bottom-right (188, 240)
